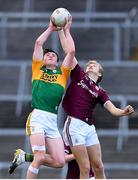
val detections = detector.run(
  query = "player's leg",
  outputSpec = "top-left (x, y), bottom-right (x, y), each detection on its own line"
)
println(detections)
top-left (39, 110), bottom-right (65, 168)
top-left (9, 129), bottom-right (65, 174)
top-left (63, 117), bottom-right (91, 179)
top-left (26, 133), bottom-right (46, 179)
top-left (87, 144), bottom-right (106, 179)
top-left (86, 125), bottom-right (106, 179)
top-left (26, 133), bottom-right (65, 178)
top-left (9, 146), bottom-right (73, 175)
top-left (71, 145), bottom-right (90, 179)
top-left (45, 136), bottom-right (65, 167)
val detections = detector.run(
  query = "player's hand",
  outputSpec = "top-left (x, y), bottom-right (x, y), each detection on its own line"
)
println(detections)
top-left (64, 15), bottom-right (72, 31)
top-left (123, 105), bottom-right (134, 115)
top-left (49, 16), bottom-right (62, 31)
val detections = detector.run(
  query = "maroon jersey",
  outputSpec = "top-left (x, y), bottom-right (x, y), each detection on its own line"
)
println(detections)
top-left (62, 64), bottom-right (110, 125)
top-left (65, 145), bottom-right (94, 179)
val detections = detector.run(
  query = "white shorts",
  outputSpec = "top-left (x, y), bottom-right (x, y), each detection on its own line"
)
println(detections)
top-left (26, 109), bottom-right (61, 138)
top-left (63, 116), bottom-right (99, 147)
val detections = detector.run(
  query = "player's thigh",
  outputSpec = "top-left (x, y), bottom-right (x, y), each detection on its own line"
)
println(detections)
top-left (71, 145), bottom-right (90, 168)
top-left (87, 144), bottom-right (102, 166)
top-left (30, 133), bottom-right (45, 147)
top-left (45, 137), bottom-right (65, 161)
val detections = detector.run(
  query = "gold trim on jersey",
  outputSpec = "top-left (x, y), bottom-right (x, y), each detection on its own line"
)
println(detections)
top-left (32, 59), bottom-right (71, 89)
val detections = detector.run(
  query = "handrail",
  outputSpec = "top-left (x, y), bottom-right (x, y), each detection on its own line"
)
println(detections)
top-left (1, 128), bottom-right (138, 136)
top-left (0, 94), bottom-right (138, 101)
top-left (0, 12), bottom-right (138, 63)
top-left (1, 21), bottom-right (138, 29)
top-left (1, 18), bottom-right (138, 63)
top-left (0, 12), bottom-right (128, 19)
top-left (1, 60), bottom-right (138, 66)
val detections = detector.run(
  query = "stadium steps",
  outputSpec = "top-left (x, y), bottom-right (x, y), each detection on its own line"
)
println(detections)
top-left (72, 28), bottom-right (114, 61)
top-left (32, 0), bottom-right (87, 12)
top-left (4, 27), bottom-right (114, 61)
top-left (3, 21), bottom-right (126, 61)
top-left (97, 0), bottom-right (138, 12)
top-left (0, 67), bottom-right (19, 94)
top-left (0, 102), bottom-right (31, 128)
top-left (0, 102), bottom-right (16, 127)
top-left (1, 0), bottom-right (138, 13)
top-left (102, 66), bottom-right (138, 95)
top-left (1, 136), bottom-right (138, 178)
top-left (101, 137), bottom-right (138, 163)
top-left (0, 136), bottom-right (25, 162)
top-left (0, 1), bottom-right (122, 61)
top-left (101, 137), bottom-right (138, 178)
top-left (0, 0), bottom-right (24, 12)
top-left (0, 0), bottom-right (89, 12)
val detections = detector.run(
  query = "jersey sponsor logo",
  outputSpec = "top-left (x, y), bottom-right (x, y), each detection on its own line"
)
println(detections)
top-left (77, 80), bottom-right (98, 97)
top-left (40, 72), bottom-right (58, 82)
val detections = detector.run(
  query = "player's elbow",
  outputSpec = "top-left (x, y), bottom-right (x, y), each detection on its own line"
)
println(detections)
top-left (68, 50), bottom-right (75, 58)
top-left (35, 39), bottom-right (43, 47)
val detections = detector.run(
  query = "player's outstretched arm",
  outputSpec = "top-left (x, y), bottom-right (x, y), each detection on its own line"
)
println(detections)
top-left (58, 16), bottom-right (77, 69)
top-left (104, 100), bottom-right (134, 116)
top-left (58, 29), bottom-right (68, 55)
top-left (33, 19), bottom-right (60, 61)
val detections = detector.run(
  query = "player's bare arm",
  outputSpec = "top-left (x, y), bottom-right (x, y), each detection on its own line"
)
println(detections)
top-left (58, 17), bottom-right (77, 69)
top-left (104, 100), bottom-right (134, 116)
top-left (33, 20), bottom-right (60, 61)
top-left (58, 29), bottom-right (68, 55)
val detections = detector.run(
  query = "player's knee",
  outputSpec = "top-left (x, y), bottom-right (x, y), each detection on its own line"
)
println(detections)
top-left (93, 160), bottom-right (104, 173)
top-left (54, 158), bottom-right (65, 168)
top-left (33, 151), bottom-right (46, 166)
top-left (80, 165), bottom-right (90, 175)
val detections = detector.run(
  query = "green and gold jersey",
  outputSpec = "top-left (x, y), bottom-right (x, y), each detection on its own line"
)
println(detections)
top-left (32, 59), bottom-right (71, 114)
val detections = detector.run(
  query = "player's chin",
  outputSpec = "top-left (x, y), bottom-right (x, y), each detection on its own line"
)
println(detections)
top-left (47, 60), bottom-right (56, 64)
top-left (49, 62), bottom-right (57, 67)
top-left (85, 69), bottom-right (90, 74)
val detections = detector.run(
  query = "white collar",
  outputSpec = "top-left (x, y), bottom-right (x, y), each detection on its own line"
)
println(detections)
top-left (88, 76), bottom-right (97, 83)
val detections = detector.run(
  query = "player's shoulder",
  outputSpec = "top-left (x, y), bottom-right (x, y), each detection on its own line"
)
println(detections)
top-left (60, 64), bottom-right (72, 71)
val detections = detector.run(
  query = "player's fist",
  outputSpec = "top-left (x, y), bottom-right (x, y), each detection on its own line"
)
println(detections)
top-left (123, 105), bottom-right (134, 115)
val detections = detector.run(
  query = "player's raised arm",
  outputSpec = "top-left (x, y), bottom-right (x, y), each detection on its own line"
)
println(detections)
top-left (33, 20), bottom-right (60, 61)
top-left (104, 100), bottom-right (134, 116)
top-left (58, 16), bottom-right (77, 69)
top-left (58, 29), bottom-right (68, 55)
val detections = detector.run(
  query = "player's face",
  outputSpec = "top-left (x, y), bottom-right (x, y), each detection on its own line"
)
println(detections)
top-left (86, 61), bottom-right (100, 76)
top-left (43, 52), bottom-right (58, 66)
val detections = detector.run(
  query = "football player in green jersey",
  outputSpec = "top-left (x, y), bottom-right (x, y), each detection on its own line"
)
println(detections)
top-left (9, 16), bottom-right (75, 179)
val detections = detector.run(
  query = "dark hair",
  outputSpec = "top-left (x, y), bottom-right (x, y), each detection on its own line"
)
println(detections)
top-left (43, 48), bottom-right (59, 62)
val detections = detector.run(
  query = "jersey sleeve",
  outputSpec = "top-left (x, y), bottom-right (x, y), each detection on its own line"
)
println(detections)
top-left (71, 64), bottom-right (85, 80)
top-left (32, 58), bottom-right (43, 81)
top-left (98, 88), bottom-right (110, 106)
top-left (61, 65), bottom-right (72, 81)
